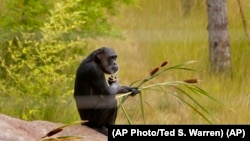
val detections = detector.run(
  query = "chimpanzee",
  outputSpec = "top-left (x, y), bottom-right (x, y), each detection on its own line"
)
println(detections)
top-left (74, 47), bottom-right (140, 136)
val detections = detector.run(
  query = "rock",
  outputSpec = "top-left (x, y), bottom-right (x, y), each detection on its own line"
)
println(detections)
top-left (0, 114), bottom-right (107, 141)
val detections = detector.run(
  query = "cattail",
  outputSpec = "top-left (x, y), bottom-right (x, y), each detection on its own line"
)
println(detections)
top-left (183, 79), bottom-right (198, 83)
top-left (46, 128), bottom-right (63, 137)
top-left (150, 67), bottom-right (159, 76)
top-left (160, 61), bottom-right (168, 67)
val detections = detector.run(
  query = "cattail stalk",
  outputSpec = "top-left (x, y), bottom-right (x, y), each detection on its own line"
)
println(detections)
top-left (160, 61), bottom-right (168, 67)
top-left (46, 128), bottom-right (63, 137)
top-left (150, 67), bottom-right (159, 76)
top-left (183, 79), bottom-right (198, 83)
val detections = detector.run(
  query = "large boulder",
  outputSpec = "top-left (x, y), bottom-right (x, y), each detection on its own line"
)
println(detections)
top-left (0, 114), bottom-right (107, 141)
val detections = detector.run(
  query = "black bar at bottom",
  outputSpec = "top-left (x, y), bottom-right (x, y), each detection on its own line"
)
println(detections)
top-left (108, 125), bottom-right (250, 141)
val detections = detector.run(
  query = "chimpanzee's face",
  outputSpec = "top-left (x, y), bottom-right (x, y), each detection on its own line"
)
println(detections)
top-left (96, 47), bottom-right (119, 74)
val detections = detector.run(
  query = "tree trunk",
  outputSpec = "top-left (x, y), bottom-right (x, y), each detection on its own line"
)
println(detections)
top-left (206, 0), bottom-right (231, 73)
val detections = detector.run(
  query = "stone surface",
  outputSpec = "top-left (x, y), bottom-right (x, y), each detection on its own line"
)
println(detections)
top-left (0, 114), bottom-right (107, 141)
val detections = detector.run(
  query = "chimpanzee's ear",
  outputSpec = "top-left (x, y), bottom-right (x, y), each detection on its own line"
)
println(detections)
top-left (95, 48), bottom-right (105, 61)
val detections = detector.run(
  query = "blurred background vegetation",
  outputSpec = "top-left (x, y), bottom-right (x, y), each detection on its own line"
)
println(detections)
top-left (0, 0), bottom-right (249, 124)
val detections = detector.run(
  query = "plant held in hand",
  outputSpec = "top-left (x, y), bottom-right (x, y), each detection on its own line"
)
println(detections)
top-left (116, 60), bottom-right (221, 124)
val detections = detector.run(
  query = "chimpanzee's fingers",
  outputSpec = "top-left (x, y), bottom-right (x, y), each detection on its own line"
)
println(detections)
top-left (130, 87), bottom-right (140, 96)
top-left (108, 75), bottom-right (117, 85)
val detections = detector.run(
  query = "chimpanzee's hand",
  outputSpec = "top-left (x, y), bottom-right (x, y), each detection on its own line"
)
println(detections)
top-left (130, 87), bottom-right (140, 96)
top-left (108, 75), bottom-right (117, 85)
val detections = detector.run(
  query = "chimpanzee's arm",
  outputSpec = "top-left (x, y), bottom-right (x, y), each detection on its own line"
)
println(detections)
top-left (108, 76), bottom-right (140, 96)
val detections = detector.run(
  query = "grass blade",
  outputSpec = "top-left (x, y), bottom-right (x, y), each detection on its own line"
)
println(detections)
top-left (139, 92), bottom-right (146, 124)
top-left (120, 104), bottom-right (132, 124)
top-left (172, 86), bottom-right (212, 117)
top-left (170, 92), bottom-right (212, 124)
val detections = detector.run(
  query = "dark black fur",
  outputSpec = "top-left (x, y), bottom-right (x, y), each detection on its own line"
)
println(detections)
top-left (74, 47), bottom-right (139, 135)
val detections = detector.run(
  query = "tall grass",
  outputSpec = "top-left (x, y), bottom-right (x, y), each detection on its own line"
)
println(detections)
top-left (90, 0), bottom-right (250, 124)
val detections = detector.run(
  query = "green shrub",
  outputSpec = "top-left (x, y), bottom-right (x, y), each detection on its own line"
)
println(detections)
top-left (0, 0), bottom-right (135, 122)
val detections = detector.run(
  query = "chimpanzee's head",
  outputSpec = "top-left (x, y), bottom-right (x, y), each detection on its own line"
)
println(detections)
top-left (95, 47), bottom-right (118, 74)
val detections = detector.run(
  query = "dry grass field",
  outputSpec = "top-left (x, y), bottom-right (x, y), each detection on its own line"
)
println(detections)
top-left (90, 0), bottom-right (250, 124)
